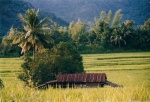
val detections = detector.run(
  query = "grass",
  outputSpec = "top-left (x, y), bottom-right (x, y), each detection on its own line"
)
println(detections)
top-left (83, 52), bottom-right (150, 88)
top-left (0, 52), bottom-right (150, 101)
top-left (1, 84), bottom-right (150, 102)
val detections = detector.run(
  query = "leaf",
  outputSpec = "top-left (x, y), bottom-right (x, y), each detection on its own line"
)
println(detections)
top-left (38, 17), bottom-right (51, 27)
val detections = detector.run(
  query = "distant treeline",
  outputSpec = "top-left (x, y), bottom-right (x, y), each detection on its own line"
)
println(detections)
top-left (0, 9), bottom-right (150, 57)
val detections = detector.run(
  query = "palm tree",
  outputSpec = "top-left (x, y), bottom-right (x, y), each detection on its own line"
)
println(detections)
top-left (110, 28), bottom-right (126, 47)
top-left (13, 9), bottom-right (53, 60)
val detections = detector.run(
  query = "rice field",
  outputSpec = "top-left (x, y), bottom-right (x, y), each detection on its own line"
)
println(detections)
top-left (0, 52), bottom-right (150, 102)
top-left (82, 52), bottom-right (150, 88)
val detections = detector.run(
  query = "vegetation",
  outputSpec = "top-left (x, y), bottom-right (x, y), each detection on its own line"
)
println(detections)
top-left (0, 52), bottom-right (150, 101)
top-left (18, 42), bottom-right (84, 87)
top-left (12, 9), bottom-right (53, 60)
top-left (1, 7), bottom-right (150, 58)
top-left (0, 79), bottom-right (4, 89)
top-left (0, 27), bottom-right (21, 57)
top-left (25, 0), bottom-right (150, 26)
top-left (0, 1), bottom-right (150, 101)
top-left (1, 85), bottom-right (150, 102)
top-left (82, 52), bottom-right (150, 88)
top-left (0, 0), bottom-right (68, 37)
top-left (0, 0), bottom-right (149, 101)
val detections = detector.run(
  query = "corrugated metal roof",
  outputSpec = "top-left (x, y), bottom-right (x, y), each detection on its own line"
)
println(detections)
top-left (57, 73), bottom-right (107, 83)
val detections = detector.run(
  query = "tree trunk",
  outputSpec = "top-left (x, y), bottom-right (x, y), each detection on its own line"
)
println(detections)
top-left (33, 44), bottom-right (35, 61)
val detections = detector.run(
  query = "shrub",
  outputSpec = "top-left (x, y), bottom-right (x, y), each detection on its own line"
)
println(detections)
top-left (18, 42), bottom-right (84, 87)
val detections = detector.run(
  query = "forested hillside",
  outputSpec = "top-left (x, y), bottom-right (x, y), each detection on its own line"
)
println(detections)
top-left (0, 0), bottom-right (68, 37)
top-left (24, 0), bottom-right (150, 25)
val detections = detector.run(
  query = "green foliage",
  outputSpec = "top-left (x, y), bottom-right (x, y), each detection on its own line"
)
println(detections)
top-left (130, 19), bottom-right (150, 50)
top-left (50, 23), bottom-right (71, 45)
top-left (24, 0), bottom-right (149, 27)
top-left (88, 20), bottom-right (111, 50)
top-left (50, 42), bottom-right (84, 73)
top-left (111, 9), bottom-right (123, 28)
top-left (100, 9), bottom-right (122, 28)
top-left (0, 27), bottom-right (21, 57)
top-left (0, 5), bottom-right (150, 58)
top-left (100, 10), bottom-right (113, 26)
top-left (86, 18), bottom-right (150, 52)
top-left (0, 79), bottom-right (4, 89)
top-left (0, 0), bottom-right (68, 37)
top-left (68, 19), bottom-right (86, 45)
top-left (110, 21), bottom-right (134, 48)
top-left (86, 9), bottom-right (124, 51)
top-left (12, 9), bottom-right (53, 60)
top-left (18, 42), bottom-right (84, 87)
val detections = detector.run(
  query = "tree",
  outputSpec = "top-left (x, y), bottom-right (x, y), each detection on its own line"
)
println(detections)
top-left (0, 27), bottom-right (14, 55)
top-left (68, 19), bottom-right (86, 47)
top-left (0, 27), bottom-right (21, 57)
top-left (100, 10), bottom-right (112, 26)
top-left (49, 23), bottom-right (71, 46)
top-left (87, 9), bottom-right (123, 50)
top-left (133, 19), bottom-right (150, 50)
top-left (133, 27), bottom-right (147, 49)
top-left (18, 42), bottom-right (84, 87)
top-left (12, 9), bottom-right (53, 60)
top-left (110, 20), bottom-right (135, 48)
top-left (100, 9), bottom-right (123, 28)
top-left (110, 27), bottom-right (126, 48)
top-left (122, 20), bottom-right (135, 48)
top-left (111, 9), bottom-right (123, 28)
top-left (143, 18), bottom-right (150, 43)
top-left (88, 19), bottom-right (111, 49)
top-left (87, 30), bottom-right (97, 45)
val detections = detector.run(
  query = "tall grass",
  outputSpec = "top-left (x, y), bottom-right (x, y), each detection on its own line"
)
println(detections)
top-left (0, 52), bottom-right (150, 101)
top-left (1, 83), bottom-right (150, 102)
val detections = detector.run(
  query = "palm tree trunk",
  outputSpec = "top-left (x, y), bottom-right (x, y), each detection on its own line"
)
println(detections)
top-left (33, 44), bottom-right (35, 61)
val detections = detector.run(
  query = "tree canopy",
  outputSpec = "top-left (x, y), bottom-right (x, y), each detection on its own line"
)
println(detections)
top-left (0, 9), bottom-right (150, 57)
top-left (12, 9), bottom-right (53, 60)
top-left (19, 42), bottom-right (84, 87)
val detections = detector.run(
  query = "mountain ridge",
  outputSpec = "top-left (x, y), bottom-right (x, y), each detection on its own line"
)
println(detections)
top-left (0, 0), bottom-right (68, 37)
top-left (24, 0), bottom-right (150, 25)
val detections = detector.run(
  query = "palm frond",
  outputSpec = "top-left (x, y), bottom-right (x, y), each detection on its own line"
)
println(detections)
top-left (27, 34), bottom-right (35, 45)
top-left (38, 17), bottom-right (51, 27)
top-left (36, 9), bottom-right (40, 16)
top-left (35, 27), bottom-right (51, 35)
top-left (25, 30), bottom-right (32, 39)
top-left (20, 42), bottom-right (32, 54)
top-left (36, 33), bottom-right (54, 44)
top-left (35, 41), bottom-right (44, 52)
top-left (18, 13), bottom-right (31, 29)
top-left (12, 34), bottom-right (24, 44)
top-left (26, 9), bottom-right (39, 27)
top-left (14, 9), bottom-right (53, 56)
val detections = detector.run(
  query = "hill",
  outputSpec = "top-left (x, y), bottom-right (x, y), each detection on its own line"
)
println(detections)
top-left (0, 0), bottom-right (68, 37)
top-left (24, 0), bottom-right (150, 25)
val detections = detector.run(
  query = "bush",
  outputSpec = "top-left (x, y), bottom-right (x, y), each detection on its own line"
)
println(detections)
top-left (18, 42), bottom-right (84, 87)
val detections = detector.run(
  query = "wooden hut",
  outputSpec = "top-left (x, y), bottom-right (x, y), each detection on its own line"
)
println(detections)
top-left (37, 73), bottom-right (122, 88)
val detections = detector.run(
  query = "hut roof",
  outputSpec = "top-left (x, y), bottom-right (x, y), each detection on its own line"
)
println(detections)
top-left (56, 73), bottom-right (107, 83)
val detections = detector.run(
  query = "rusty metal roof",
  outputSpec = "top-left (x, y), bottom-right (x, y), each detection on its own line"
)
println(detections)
top-left (56, 73), bottom-right (107, 83)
